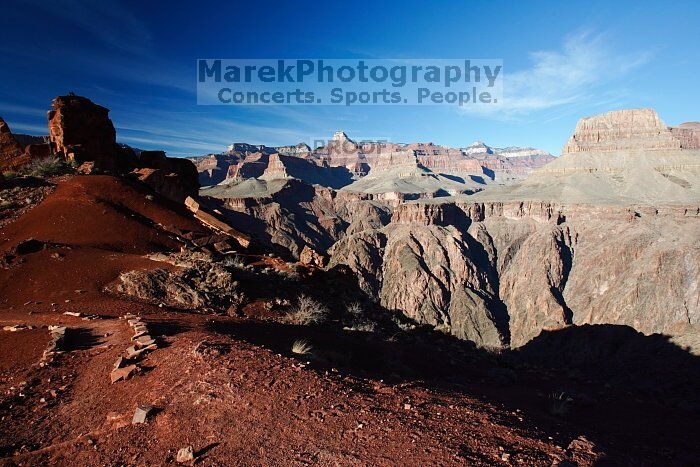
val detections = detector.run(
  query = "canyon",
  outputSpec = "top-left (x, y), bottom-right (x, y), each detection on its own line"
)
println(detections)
top-left (1, 97), bottom-right (699, 465)
top-left (198, 108), bottom-right (700, 351)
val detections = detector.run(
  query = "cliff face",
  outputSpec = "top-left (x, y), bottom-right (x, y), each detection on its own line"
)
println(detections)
top-left (562, 108), bottom-right (681, 154)
top-left (188, 153), bottom-right (241, 185)
top-left (670, 122), bottom-right (700, 150)
top-left (48, 95), bottom-right (131, 171)
top-left (330, 201), bottom-right (700, 348)
top-left (562, 109), bottom-right (697, 154)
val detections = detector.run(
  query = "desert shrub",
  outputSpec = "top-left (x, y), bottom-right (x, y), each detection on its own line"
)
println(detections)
top-left (277, 267), bottom-right (301, 281)
top-left (548, 391), bottom-right (573, 416)
top-left (222, 253), bottom-right (246, 269)
top-left (25, 157), bottom-right (65, 178)
top-left (291, 339), bottom-right (313, 355)
top-left (285, 294), bottom-right (329, 325)
top-left (342, 301), bottom-right (377, 332)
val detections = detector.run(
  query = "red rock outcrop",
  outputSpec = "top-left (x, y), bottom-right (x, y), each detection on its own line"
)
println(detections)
top-left (299, 245), bottom-right (327, 267)
top-left (0, 117), bottom-right (30, 171)
top-left (133, 150), bottom-right (199, 202)
top-left (48, 94), bottom-right (134, 171)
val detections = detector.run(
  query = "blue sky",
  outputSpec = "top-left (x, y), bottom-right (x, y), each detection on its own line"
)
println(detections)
top-left (1, 0), bottom-right (699, 156)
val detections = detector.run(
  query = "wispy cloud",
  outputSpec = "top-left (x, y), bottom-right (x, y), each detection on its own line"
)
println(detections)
top-left (0, 102), bottom-right (46, 118)
top-left (22, 0), bottom-right (152, 56)
top-left (7, 122), bottom-right (48, 134)
top-left (113, 108), bottom-right (319, 156)
top-left (465, 31), bottom-right (652, 119)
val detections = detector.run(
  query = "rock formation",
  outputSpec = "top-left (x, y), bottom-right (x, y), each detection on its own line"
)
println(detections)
top-left (189, 131), bottom-right (555, 192)
top-left (133, 151), bottom-right (199, 202)
top-left (188, 153), bottom-right (241, 185)
top-left (671, 122), bottom-right (700, 149)
top-left (474, 108), bottom-right (700, 205)
top-left (562, 108), bottom-right (681, 153)
top-left (48, 94), bottom-right (133, 171)
top-left (0, 117), bottom-right (30, 171)
top-left (329, 200), bottom-right (699, 348)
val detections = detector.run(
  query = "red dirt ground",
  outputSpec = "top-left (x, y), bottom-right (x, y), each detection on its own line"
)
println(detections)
top-left (1, 175), bottom-right (698, 466)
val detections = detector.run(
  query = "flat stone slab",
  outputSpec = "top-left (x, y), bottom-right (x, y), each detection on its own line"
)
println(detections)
top-left (132, 404), bottom-right (153, 424)
top-left (134, 336), bottom-right (156, 347)
top-left (114, 357), bottom-right (124, 370)
top-left (110, 364), bottom-right (137, 383)
top-left (125, 344), bottom-right (157, 358)
top-left (3, 324), bottom-right (32, 332)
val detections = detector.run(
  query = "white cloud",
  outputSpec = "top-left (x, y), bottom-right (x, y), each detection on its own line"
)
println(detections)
top-left (465, 31), bottom-right (652, 118)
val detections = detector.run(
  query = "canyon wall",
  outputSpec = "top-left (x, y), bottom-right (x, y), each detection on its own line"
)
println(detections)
top-left (330, 201), bottom-right (700, 348)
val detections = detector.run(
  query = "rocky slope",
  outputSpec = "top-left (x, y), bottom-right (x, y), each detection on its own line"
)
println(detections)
top-left (2, 172), bottom-right (699, 466)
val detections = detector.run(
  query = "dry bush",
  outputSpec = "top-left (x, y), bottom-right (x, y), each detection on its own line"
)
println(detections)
top-left (222, 253), bottom-right (246, 269)
top-left (285, 294), bottom-right (329, 325)
top-left (342, 301), bottom-right (377, 332)
top-left (291, 339), bottom-right (313, 355)
top-left (548, 391), bottom-right (573, 416)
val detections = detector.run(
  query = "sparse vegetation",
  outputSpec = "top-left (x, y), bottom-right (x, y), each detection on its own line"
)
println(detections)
top-left (548, 391), bottom-right (573, 416)
top-left (222, 253), bottom-right (246, 269)
top-left (291, 339), bottom-right (313, 355)
top-left (342, 301), bottom-right (377, 332)
top-left (277, 267), bottom-right (301, 281)
top-left (285, 294), bottom-right (329, 325)
top-left (25, 156), bottom-right (66, 178)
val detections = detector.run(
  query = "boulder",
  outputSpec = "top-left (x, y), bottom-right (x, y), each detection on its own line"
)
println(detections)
top-left (0, 117), bottom-right (30, 171)
top-left (299, 245), bottom-right (327, 267)
top-left (136, 151), bottom-right (199, 201)
top-left (132, 404), bottom-right (153, 424)
top-left (76, 161), bottom-right (96, 174)
top-left (176, 446), bottom-right (195, 463)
